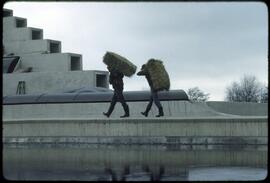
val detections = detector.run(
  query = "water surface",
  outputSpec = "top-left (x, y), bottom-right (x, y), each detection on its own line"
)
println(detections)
top-left (3, 144), bottom-right (267, 181)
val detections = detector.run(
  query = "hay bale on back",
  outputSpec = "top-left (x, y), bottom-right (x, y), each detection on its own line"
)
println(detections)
top-left (146, 59), bottom-right (170, 91)
top-left (103, 51), bottom-right (137, 77)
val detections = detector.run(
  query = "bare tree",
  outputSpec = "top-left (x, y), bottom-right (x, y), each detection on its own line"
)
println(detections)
top-left (187, 87), bottom-right (210, 102)
top-left (225, 75), bottom-right (262, 102)
top-left (259, 85), bottom-right (268, 103)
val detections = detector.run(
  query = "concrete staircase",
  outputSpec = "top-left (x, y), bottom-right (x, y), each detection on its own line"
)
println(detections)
top-left (3, 8), bottom-right (109, 95)
top-left (3, 8), bottom-right (82, 72)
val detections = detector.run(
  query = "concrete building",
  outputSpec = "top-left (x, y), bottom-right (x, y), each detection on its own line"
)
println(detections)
top-left (3, 8), bottom-right (109, 96)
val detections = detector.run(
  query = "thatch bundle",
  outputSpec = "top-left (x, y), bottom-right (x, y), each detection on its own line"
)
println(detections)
top-left (145, 59), bottom-right (170, 91)
top-left (103, 51), bottom-right (137, 77)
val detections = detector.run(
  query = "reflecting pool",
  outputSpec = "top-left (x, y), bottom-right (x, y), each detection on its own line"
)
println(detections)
top-left (3, 144), bottom-right (267, 181)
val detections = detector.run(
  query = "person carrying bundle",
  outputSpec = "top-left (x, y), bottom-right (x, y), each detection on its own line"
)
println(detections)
top-left (103, 65), bottom-right (130, 118)
top-left (102, 51), bottom-right (137, 118)
top-left (137, 59), bottom-right (170, 117)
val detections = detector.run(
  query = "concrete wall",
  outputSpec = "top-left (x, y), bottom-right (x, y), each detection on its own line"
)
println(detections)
top-left (3, 100), bottom-right (267, 145)
top-left (3, 70), bottom-right (109, 96)
top-left (207, 101), bottom-right (268, 116)
top-left (3, 117), bottom-right (267, 145)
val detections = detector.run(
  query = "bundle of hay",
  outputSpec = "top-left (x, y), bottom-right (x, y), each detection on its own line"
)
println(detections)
top-left (103, 51), bottom-right (137, 77)
top-left (146, 59), bottom-right (170, 91)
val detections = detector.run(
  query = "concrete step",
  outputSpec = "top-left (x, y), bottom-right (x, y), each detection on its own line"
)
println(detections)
top-left (16, 52), bottom-right (82, 72)
top-left (4, 39), bottom-right (62, 55)
top-left (3, 9), bottom-right (13, 17)
top-left (3, 27), bottom-right (43, 42)
top-left (3, 70), bottom-right (106, 96)
top-left (3, 16), bottom-right (27, 31)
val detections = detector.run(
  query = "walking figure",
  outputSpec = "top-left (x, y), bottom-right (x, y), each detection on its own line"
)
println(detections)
top-left (137, 64), bottom-right (164, 117)
top-left (103, 66), bottom-right (130, 118)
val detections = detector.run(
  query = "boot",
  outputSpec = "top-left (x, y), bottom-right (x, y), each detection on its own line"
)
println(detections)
top-left (141, 111), bottom-right (148, 117)
top-left (103, 102), bottom-right (115, 118)
top-left (103, 112), bottom-right (110, 118)
top-left (120, 113), bottom-right (129, 118)
top-left (141, 104), bottom-right (151, 117)
top-left (156, 107), bottom-right (164, 117)
top-left (120, 104), bottom-right (129, 118)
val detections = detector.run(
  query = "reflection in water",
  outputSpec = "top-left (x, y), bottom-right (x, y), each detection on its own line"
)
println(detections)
top-left (3, 144), bottom-right (267, 181)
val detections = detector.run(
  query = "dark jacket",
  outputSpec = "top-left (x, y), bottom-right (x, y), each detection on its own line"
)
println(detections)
top-left (109, 71), bottom-right (124, 91)
top-left (145, 73), bottom-right (154, 91)
top-left (137, 70), bottom-right (154, 91)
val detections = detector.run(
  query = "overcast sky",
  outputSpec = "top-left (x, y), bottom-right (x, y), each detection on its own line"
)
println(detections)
top-left (4, 2), bottom-right (268, 101)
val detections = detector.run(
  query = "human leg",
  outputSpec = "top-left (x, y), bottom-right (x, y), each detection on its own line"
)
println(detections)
top-left (116, 89), bottom-right (129, 118)
top-left (152, 91), bottom-right (164, 117)
top-left (141, 95), bottom-right (153, 117)
top-left (103, 92), bottom-right (117, 117)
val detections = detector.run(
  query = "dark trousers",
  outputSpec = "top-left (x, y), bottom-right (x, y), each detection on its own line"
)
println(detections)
top-left (144, 90), bottom-right (162, 113)
top-left (106, 89), bottom-right (129, 115)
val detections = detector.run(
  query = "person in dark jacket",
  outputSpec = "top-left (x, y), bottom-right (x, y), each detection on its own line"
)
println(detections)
top-left (137, 64), bottom-right (164, 117)
top-left (103, 66), bottom-right (130, 118)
